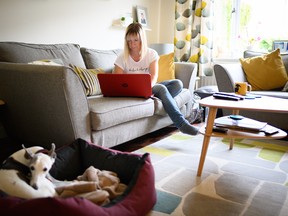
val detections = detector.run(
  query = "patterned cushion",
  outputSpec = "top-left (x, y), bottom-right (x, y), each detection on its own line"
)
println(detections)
top-left (69, 64), bottom-right (103, 96)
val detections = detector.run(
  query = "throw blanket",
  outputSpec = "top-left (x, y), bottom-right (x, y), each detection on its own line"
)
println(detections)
top-left (55, 166), bottom-right (127, 205)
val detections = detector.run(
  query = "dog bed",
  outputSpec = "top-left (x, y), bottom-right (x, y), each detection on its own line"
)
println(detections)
top-left (0, 138), bottom-right (156, 216)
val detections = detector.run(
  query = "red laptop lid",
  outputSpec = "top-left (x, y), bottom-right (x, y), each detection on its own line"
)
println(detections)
top-left (97, 73), bottom-right (152, 98)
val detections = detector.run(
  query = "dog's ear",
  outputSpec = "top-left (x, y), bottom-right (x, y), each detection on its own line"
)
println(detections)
top-left (22, 144), bottom-right (34, 159)
top-left (49, 143), bottom-right (57, 159)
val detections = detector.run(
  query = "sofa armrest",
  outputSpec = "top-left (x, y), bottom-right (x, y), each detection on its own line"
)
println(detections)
top-left (214, 63), bottom-right (247, 92)
top-left (0, 63), bottom-right (91, 149)
top-left (175, 62), bottom-right (198, 94)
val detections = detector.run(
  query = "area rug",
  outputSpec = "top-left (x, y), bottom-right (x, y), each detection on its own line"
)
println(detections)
top-left (133, 132), bottom-right (288, 216)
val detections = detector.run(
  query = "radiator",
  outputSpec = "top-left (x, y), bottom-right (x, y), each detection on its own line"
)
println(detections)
top-left (197, 75), bottom-right (217, 88)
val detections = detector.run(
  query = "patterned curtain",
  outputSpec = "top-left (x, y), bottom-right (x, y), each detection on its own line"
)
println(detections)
top-left (174, 0), bottom-right (214, 76)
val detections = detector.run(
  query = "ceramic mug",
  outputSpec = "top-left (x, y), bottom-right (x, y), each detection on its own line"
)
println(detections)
top-left (234, 82), bottom-right (252, 95)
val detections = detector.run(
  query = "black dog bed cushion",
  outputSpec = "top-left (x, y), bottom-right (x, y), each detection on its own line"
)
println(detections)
top-left (0, 138), bottom-right (156, 216)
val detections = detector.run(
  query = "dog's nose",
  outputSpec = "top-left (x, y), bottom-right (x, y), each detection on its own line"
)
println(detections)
top-left (32, 184), bottom-right (38, 190)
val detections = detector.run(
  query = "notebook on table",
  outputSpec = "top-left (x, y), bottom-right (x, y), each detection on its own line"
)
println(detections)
top-left (214, 116), bottom-right (267, 132)
top-left (97, 73), bottom-right (153, 98)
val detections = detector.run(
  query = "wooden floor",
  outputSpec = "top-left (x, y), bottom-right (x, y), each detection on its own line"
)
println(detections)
top-left (112, 126), bottom-right (179, 152)
top-left (0, 122), bottom-right (201, 163)
top-left (112, 121), bottom-right (204, 152)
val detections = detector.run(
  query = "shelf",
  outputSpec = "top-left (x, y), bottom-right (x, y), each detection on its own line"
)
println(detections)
top-left (199, 124), bottom-right (287, 139)
top-left (112, 23), bottom-right (128, 28)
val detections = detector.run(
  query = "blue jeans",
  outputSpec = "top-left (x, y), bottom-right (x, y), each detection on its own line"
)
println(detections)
top-left (152, 79), bottom-right (186, 128)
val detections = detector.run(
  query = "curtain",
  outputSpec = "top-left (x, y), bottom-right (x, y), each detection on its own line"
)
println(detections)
top-left (174, 0), bottom-right (214, 77)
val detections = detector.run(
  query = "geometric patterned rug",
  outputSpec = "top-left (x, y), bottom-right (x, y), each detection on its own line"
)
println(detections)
top-left (134, 132), bottom-right (288, 216)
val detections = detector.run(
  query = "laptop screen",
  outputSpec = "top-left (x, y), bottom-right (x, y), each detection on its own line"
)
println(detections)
top-left (97, 73), bottom-right (152, 98)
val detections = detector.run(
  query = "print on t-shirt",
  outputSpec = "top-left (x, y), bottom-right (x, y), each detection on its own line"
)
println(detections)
top-left (128, 67), bottom-right (149, 73)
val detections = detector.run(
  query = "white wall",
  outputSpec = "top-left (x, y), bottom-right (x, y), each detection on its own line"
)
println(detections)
top-left (0, 0), bottom-right (174, 49)
top-left (158, 0), bottom-right (175, 43)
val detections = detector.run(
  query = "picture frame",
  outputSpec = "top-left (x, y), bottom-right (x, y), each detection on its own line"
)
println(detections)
top-left (136, 6), bottom-right (149, 27)
top-left (273, 40), bottom-right (288, 53)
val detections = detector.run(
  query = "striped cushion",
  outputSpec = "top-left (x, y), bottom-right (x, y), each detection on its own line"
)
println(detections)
top-left (70, 64), bottom-right (104, 96)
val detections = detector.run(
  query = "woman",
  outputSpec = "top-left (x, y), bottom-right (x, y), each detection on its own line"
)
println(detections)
top-left (113, 23), bottom-right (198, 136)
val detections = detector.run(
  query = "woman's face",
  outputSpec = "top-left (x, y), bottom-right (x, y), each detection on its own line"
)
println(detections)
top-left (126, 33), bottom-right (141, 52)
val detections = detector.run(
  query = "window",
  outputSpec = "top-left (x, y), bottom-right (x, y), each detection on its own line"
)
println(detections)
top-left (213, 0), bottom-right (288, 59)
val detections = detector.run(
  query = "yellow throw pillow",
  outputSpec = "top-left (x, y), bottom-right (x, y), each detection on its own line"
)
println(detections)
top-left (69, 64), bottom-right (104, 96)
top-left (157, 52), bottom-right (175, 83)
top-left (240, 49), bottom-right (288, 90)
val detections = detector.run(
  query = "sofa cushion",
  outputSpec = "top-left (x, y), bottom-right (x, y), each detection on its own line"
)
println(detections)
top-left (0, 42), bottom-right (86, 67)
top-left (282, 81), bottom-right (288, 92)
top-left (252, 91), bottom-right (288, 99)
top-left (157, 52), bottom-right (175, 83)
top-left (80, 48), bottom-right (122, 72)
top-left (69, 64), bottom-right (103, 96)
top-left (28, 59), bottom-right (64, 66)
top-left (88, 97), bottom-right (155, 130)
top-left (240, 49), bottom-right (288, 90)
top-left (154, 88), bottom-right (192, 116)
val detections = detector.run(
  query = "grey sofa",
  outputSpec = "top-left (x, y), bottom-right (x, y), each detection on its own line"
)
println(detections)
top-left (0, 42), bottom-right (198, 149)
top-left (214, 50), bottom-right (288, 130)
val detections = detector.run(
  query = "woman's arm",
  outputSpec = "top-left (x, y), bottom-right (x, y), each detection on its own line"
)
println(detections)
top-left (149, 59), bottom-right (159, 86)
top-left (113, 65), bottom-right (124, 74)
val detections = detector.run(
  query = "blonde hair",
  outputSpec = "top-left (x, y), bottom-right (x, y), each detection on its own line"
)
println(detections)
top-left (123, 23), bottom-right (148, 63)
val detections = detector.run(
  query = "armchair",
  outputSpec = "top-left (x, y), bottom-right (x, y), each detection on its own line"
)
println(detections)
top-left (213, 50), bottom-right (288, 130)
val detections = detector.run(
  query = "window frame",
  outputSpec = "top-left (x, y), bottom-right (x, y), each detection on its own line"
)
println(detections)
top-left (213, 0), bottom-right (288, 60)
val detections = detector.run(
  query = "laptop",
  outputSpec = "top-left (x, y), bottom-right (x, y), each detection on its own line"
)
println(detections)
top-left (97, 73), bottom-right (153, 98)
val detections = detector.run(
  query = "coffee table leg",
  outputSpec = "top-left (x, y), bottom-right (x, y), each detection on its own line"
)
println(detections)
top-left (197, 107), bottom-right (217, 176)
top-left (229, 109), bottom-right (239, 150)
top-left (229, 139), bottom-right (234, 150)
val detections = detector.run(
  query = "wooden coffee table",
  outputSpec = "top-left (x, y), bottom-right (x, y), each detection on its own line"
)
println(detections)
top-left (197, 95), bottom-right (288, 176)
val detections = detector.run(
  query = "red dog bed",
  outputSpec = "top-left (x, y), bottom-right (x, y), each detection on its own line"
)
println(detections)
top-left (0, 138), bottom-right (156, 216)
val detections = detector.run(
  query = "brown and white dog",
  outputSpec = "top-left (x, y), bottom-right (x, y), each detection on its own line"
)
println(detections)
top-left (0, 144), bottom-right (57, 199)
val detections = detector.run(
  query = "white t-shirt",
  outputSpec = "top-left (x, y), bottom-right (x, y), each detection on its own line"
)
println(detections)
top-left (114, 48), bottom-right (159, 74)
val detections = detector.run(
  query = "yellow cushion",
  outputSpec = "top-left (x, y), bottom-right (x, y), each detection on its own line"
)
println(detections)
top-left (240, 49), bottom-right (288, 90)
top-left (69, 64), bottom-right (104, 96)
top-left (157, 52), bottom-right (175, 83)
